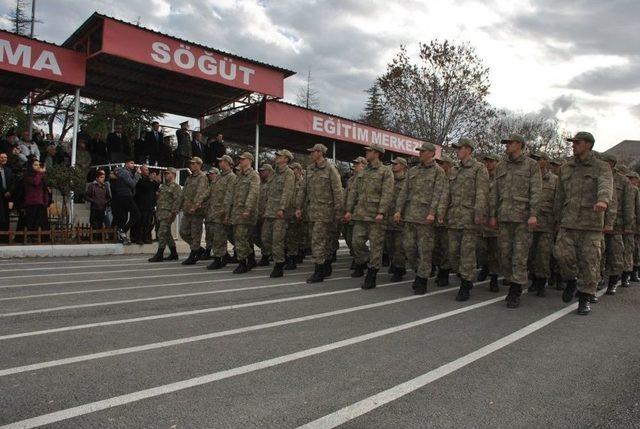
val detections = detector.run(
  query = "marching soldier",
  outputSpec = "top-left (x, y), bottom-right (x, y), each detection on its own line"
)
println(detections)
top-left (616, 164), bottom-right (637, 287)
top-left (148, 167), bottom-right (182, 262)
top-left (626, 171), bottom-right (640, 282)
top-left (477, 153), bottom-right (501, 292)
top-left (446, 138), bottom-right (489, 301)
top-left (386, 157), bottom-right (408, 282)
top-left (295, 144), bottom-right (343, 283)
top-left (285, 162), bottom-right (305, 268)
top-left (527, 151), bottom-right (558, 297)
top-left (256, 164), bottom-right (274, 265)
top-left (201, 167), bottom-right (220, 260)
top-left (179, 157), bottom-right (209, 265)
top-left (434, 154), bottom-right (454, 286)
top-left (226, 152), bottom-right (261, 274)
top-left (554, 131), bottom-right (613, 315)
top-left (205, 155), bottom-right (237, 270)
top-left (345, 143), bottom-right (394, 289)
top-left (262, 150), bottom-right (296, 278)
top-left (343, 157), bottom-right (367, 267)
top-left (394, 142), bottom-right (447, 295)
top-left (489, 134), bottom-right (541, 308)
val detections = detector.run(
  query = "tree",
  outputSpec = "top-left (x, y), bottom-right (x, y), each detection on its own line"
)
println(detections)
top-left (32, 94), bottom-right (85, 141)
top-left (46, 164), bottom-right (87, 227)
top-left (359, 84), bottom-right (387, 129)
top-left (6, 0), bottom-right (31, 35)
top-left (296, 70), bottom-right (320, 109)
top-left (377, 41), bottom-right (494, 146)
top-left (0, 105), bottom-right (28, 136)
top-left (80, 101), bottom-right (164, 138)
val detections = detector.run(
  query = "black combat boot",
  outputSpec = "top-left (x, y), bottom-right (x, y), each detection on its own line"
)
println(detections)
top-left (306, 263), bottom-right (325, 283)
top-left (382, 253), bottom-right (390, 267)
top-left (350, 259), bottom-right (357, 270)
top-left (390, 266), bottom-right (405, 282)
top-left (232, 260), bottom-right (248, 274)
top-left (196, 247), bottom-right (206, 259)
top-left (605, 275), bottom-right (619, 295)
top-left (362, 268), bottom-right (378, 290)
top-left (412, 276), bottom-right (419, 291)
top-left (166, 246), bottom-right (179, 261)
top-left (455, 279), bottom-right (473, 302)
top-left (324, 260), bottom-right (333, 277)
top-left (247, 253), bottom-right (257, 270)
top-left (221, 252), bottom-right (231, 267)
top-left (621, 271), bottom-right (631, 288)
top-left (429, 264), bottom-right (437, 278)
top-left (489, 274), bottom-right (499, 292)
top-left (577, 292), bottom-right (592, 315)
top-left (284, 255), bottom-right (297, 270)
top-left (631, 267), bottom-right (640, 283)
top-left (270, 262), bottom-right (284, 278)
top-left (229, 251), bottom-right (238, 264)
top-left (562, 279), bottom-right (577, 302)
top-left (296, 250), bottom-right (305, 263)
top-left (536, 278), bottom-right (547, 297)
top-left (588, 294), bottom-right (599, 304)
top-left (148, 247), bottom-right (164, 262)
top-left (207, 257), bottom-right (223, 270)
top-left (351, 263), bottom-right (366, 278)
top-left (388, 264), bottom-right (395, 274)
top-left (437, 269), bottom-right (450, 287)
top-left (477, 266), bottom-right (489, 282)
top-left (414, 276), bottom-right (428, 295)
top-left (528, 276), bottom-right (538, 293)
top-left (200, 247), bottom-right (212, 260)
top-left (258, 254), bottom-right (271, 266)
top-left (506, 283), bottom-right (522, 308)
top-left (181, 250), bottom-right (198, 265)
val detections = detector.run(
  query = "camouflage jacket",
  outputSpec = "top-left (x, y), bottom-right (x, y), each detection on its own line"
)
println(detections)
top-left (536, 170), bottom-right (558, 233)
top-left (226, 166), bottom-right (261, 225)
top-left (293, 175), bottom-right (306, 223)
top-left (445, 158), bottom-right (489, 230)
top-left (554, 151), bottom-right (613, 232)
top-left (634, 186), bottom-right (640, 235)
top-left (482, 172), bottom-right (498, 237)
top-left (387, 172), bottom-right (406, 231)
top-left (264, 164), bottom-right (296, 219)
top-left (490, 153), bottom-right (542, 223)
top-left (611, 171), bottom-right (635, 233)
top-left (156, 181), bottom-right (182, 222)
top-left (259, 176), bottom-right (272, 218)
top-left (206, 170), bottom-right (236, 223)
top-left (395, 160), bottom-right (447, 225)
top-left (180, 170), bottom-right (209, 216)
top-left (296, 159), bottom-right (343, 222)
top-left (346, 160), bottom-right (394, 222)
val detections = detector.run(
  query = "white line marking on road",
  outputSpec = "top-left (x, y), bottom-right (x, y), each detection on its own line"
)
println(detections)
top-left (0, 257), bottom-right (149, 267)
top-left (0, 282), bottom-right (455, 377)
top-left (296, 289), bottom-right (606, 429)
top-left (0, 265), bottom-right (209, 280)
top-left (0, 261), bottom-right (167, 272)
top-left (0, 292), bottom-right (506, 429)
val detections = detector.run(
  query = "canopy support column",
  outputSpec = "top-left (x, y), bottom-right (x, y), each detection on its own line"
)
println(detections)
top-left (255, 123), bottom-right (260, 170)
top-left (70, 87), bottom-right (80, 227)
top-left (332, 141), bottom-right (336, 162)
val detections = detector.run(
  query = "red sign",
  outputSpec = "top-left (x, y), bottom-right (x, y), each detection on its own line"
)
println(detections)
top-left (265, 101), bottom-right (440, 157)
top-left (0, 30), bottom-right (86, 86)
top-left (100, 19), bottom-right (285, 98)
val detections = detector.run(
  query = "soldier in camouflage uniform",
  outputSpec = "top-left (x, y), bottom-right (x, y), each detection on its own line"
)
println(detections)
top-left (554, 132), bottom-right (613, 315)
top-left (550, 159), bottom-right (563, 176)
top-left (626, 171), bottom-right (640, 282)
top-left (343, 157), bottom-right (367, 267)
top-left (205, 155), bottom-right (237, 270)
top-left (489, 134), bottom-right (541, 308)
top-left (148, 167), bottom-right (182, 262)
top-left (201, 167), bottom-right (220, 260)
top-left (394, 142), bottom-right (447, 295)
top-left (295, 144), bottom-right (343, 283)
top-left (262, 149), bottom-right (296, 278)
top-left (345, 143), bottom-right (394, 289)
top-left (434, 154), bottom-right (454, 286)
top-left (385, 157), bottom-right (408, 282)
top-left (179, 157), bottom-right (210, 265)
top-left (446, 138), bottom-right (490, 301)
top-left (226, 152), bottom-right (261, 274)
top-left (285, 162), bottom-right (305, 269)
top-left (477, 153), bottom-right (501, 292)
top-left (527, 151), bottom-right (558, 297)
top-left (616, 163), bottom-right (638, 287)
top-left (256, 164), bottom-right (274, 265)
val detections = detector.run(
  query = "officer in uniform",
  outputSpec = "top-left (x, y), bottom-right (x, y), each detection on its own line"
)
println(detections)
top-left (434, 154), bottom-right (454, 286)
top-left (179, 157), bottom-right (209, 265)
top-left (386, 157), bottom-right (408, 282)
top-left (205, 155), bottom-right (237, 270)
top-left (148, 167), bottom-right (182, 262)
top-left (477, 153), bottom-right (501, 292)
top-left (175, 121), bottom-right (192, 169)
top-left (345, 143), bottom-right (394, 289)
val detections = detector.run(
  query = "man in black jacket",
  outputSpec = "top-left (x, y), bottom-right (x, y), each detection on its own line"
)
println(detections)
top-left (0, 152), bottom-right (15, 235)
top-left (132, 165), bottom-right (160, 244)
top-left (143, 122), bottom-right (164, 166)
top-left (208, 133), bottom-right (227, 167)
top-left (107, 124), bottom-right (131, 163)
top-left (191, 131), bottom-right (207, 163)
top-left (112, 159), bottom-right (141, 244)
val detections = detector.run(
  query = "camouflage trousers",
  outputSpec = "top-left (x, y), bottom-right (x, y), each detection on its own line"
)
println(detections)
top-left (261, 218), bottom-right (288, 263)
top-left (157, 219), bottom-right (175, 249)
top-left (329, 222), bottom-right (340, 256)
top-left (384, 229), bottom-right (406, 269)
top-left (635, 235), bottom-right (640, 267)
top-left (447, 228), bottom-right (479, 282)
top-left (179, 213), bottom-right (204, 251)
top-left (623, 234), bottom-right (634, 272)
top-left (498, 222), bottom-right (531, 285)
top-left (554, 228), bottom-right (602, 295)
top-left (477, 235), bottom-right (499, 275)
top-left (343, 222), bottom-right (354, 254)
top-left (286, 220), bottom-right (303, 257)
top-left (233, 224), bottom-right (255, 260)
top-left (206, 222), bottom-right (232, 258)
top-left (403, 222), bottom-right (435, 279)
top-left (528, 231), bottom-right (554, 279)
top-left (432, 226), bottom-right (449, 270)
top-left (604, 233), bottom-right (624, 276)
top-left (352, 221), bottom-right (386, 269)
top-left (309, 221), bottom-right (334, 264)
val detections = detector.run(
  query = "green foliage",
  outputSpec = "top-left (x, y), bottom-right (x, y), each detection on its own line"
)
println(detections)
top-left (81, 101), bottom-right (164, 138)
top-left (45, 164), bottom-right (87, 197)
top-left (0, 104), bottom-right (28, 136)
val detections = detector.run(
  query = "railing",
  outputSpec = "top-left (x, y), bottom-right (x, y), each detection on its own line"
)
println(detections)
top-left (0, 225), bottom-right (120, 246)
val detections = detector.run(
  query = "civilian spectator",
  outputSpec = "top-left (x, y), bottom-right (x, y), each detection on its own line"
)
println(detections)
top-left (107, 124), bottom-right (131, 163)
top-left (208, 133), bottom-right (226, 167)
top-left (131, 165), bottom-right (159, 245)
top-left (144, 121), bottom-right (164, 166)
top-left (0, 152), bottom-right (15, 236)
top-left (191, 131), bottom-right (207, 163)
top-left (40, 143), bottom-right (66, 170)
top-left (89, 132), bottom-right (108, 165)
top-left (18, 130), bottom-right (40, 162)
top-left (111, 159), bottom-right (141, 244)
top-left (85, 169), bottom-right (111, 229)
top-left (23, 159), bottom-right (49, 233)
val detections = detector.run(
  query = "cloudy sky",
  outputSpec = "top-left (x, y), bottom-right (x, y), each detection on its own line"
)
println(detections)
top-left (1, 0), bottom-right (637, 150)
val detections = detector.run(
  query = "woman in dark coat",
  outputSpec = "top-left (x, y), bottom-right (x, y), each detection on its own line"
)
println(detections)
top-left (22, 159), bottom-right (50, 232)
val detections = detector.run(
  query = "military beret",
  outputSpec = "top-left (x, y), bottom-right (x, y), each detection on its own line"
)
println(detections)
top-left (189, 156), bottom-right (203, 165)
top-left (307, 143), bottom-right (328, 154)
top-left (392, 157), bottom-right (408, 167)
top-left (276, 149), bottom-right (294, 161)
top-left (352, 156), bottom-right (367, 165)
top-left (217, 154), bottom-right (234, 165)
top-left (482, 153), bottom-right (501, 161)
top-left (417, 142), bottom-right (437, 152)
top-left (452, 138), bottom-right (475, 150)
top-left (501, 134), bottom-right (526, 145)
top-left (239, 152), bottom-right (254, 162)
top-left (259, 164), bottom-right (274, 172)
top-left (365, 143), bottom-right (385, 154)
top-left (436, 154), bottom-right (454, 164)
top-left (566, 131), bottom-right (595, 144)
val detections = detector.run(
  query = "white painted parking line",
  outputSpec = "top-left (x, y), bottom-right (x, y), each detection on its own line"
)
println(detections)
top-left (0, 293), bottom-right (506, 429)
top-left (0, 268), bottom-right (351, 317)
top-left (296, 290), bottom-right (606, 429)
top-left (0, 281), bottom-right (455, 377)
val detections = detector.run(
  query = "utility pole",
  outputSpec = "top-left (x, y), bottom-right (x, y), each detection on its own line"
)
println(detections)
top-left (27, 0), bottom-right (36, 137)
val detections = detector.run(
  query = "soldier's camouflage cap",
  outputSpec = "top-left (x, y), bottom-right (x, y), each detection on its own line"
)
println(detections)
top-left (365, 143), bottom-right (385, 154)
top-left (259, 164), bottom-right (274, 172)
top-left (626, 171), bottom-right (639, 179)
top-left (238, 152), bottom-right (254, 162)
top-left (307, 143), bottom-right (328, 154)
top-left (616, 164), bottom-right (630, 174)
top-left (217, 154), bottom-right (234, 165)
top-left (600, 152), bottom-right (617, 163)
top-left (276, 149), bottom-right (294, 161)
top-left (566, 131), bottom-right (595, 144)
top-left (530, 151), bottom-right (550, 160)
top-left (189, 156), bottom-right (203, 165)
top-left (436, 154), bottom-right (454, 164)
top-left (500, 134), bottom-right (526, 145)
top-left (291, 162), bottom-right (302, 170)
top-left (165, 167), bottom-right (177, 174)
top-left (392, 157), bottom-right (408, 167)
top-left (352, 156), bottom-right (367, 165)
top-left (481, 153), bottom-right (501, 161)
top-left (207, 167), bottom-right (220, 175)
top-left (417, 142), bottom-right (437, 152)
top-left (550, 158), bottom-right (563, 166)
top-left (452, 138), bottom-right (475, 150)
